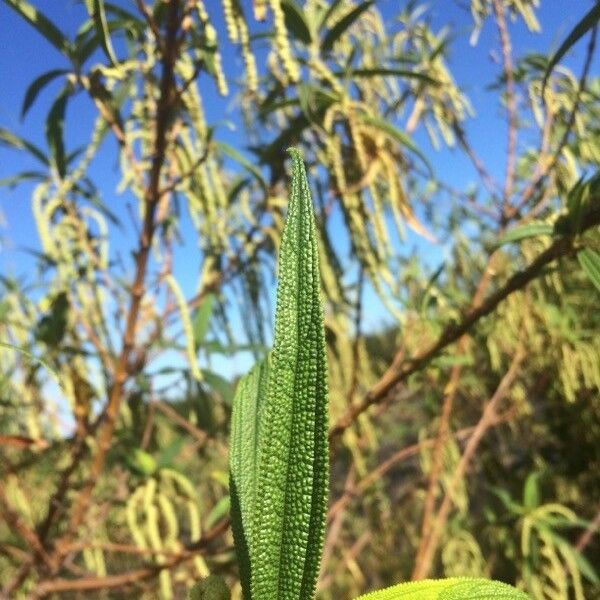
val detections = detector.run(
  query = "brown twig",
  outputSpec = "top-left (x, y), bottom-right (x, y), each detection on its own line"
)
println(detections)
top-left (61, 0), bottom-right (183, 544)
top-left (510, 25), bottom-right (597, 219)
top-left (575, 506), bottom-right (600, 553)
top-left (152, 399), bottom-right (209, 446)
top-left (413, 258), bottom-right (495, 571)
top-left (491, 0), bottom-right (518, 217)
top-left (412, 350), bottom-right (524, 579)
top-left (31, 517), bottom-right (229, 598)
top-left (328, 409), bottom-right (516, 523)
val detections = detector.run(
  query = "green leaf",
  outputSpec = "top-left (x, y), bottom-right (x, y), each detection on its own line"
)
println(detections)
top-left (0, 341), bottom-right (62, 390)
top-left (354, 578), bottom-right (531, 600)
top-left (2, 0), bottom-right (72, 56)
top-left (92, 0), bottom-right (118, 65)
top-left (34, 291), bottom-right (69, 347)
top-left (127, 448), bottom-right (157, 476)
top-left (46, 88), bottom-right (70, 179)
top-left (229, 359), bottom-right (271, 600)
top-left (495, 222), bottom-right (554, 247)
top-left (205, 496), bottom-right (230, 529)
top-left (568, 545), bottom-right (599, 585)
top-left (250, 149), bottom-right (328, 600)
top-left (318, 0), bottom-right (344, 31)
top-left (0, 128), bottom-right (49, 165)
top-left (542, 3), bottom-right (600, 93)
top-left (156, 436), bottom-right (185, 469)
top-left (193, 294), bottom-right (215, 348)
top-left (282, 0), bottom-right (312, 44)
top-left (522, 472), bottom-right (541, 510)
top-left (360, 114), bottom-right (433, 176)
top-left (577, 248), bottom-right (600, 293)
top-left (321, 1), bottom-right (374, 52)
top-left (202, 370), bottom-right (234, 406)
top-left (188, 575), bottom-right (230, 600)
top-left (216, 142), bottom-right (267, 191)
top-left (21, 69), bottom-right (69, 119)
top-left (332, 67), bottom-right (438, 85)
top-left (0, 171), bottom-right (47, 188)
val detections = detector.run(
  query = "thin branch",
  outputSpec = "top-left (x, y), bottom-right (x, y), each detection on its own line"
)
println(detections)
top-left (452, 120), bottom-right (500, 199)
top-left (328, 409), bottom-right (515, 522)
top-left (575, 506), bottom-right (600, 553)
top-left (414, 257), bottom-right (495, 569)
top-left (412, 350), bottom-right (524, 579)
top-left (32, 518), bottom-right (229, 598)
top-left (491, 0), bottom-right (518, 216)
top-left (510, 25), bottom-right (597, 218)
top-left (329, 199), bottom-right (600, 440)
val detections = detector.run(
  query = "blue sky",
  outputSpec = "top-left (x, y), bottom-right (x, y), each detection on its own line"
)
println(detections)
top-left (0, 1), bottom-right (597, 383)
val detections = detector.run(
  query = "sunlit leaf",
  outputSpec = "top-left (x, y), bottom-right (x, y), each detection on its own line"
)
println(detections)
top-left (354, 577), bottom-right (531, 599)
top-left (523, 472), bottom-right (541, 510)
top-left (577, 248), bottom-right (600, 293)
top-left (229, 359), bottom-right (270, 600)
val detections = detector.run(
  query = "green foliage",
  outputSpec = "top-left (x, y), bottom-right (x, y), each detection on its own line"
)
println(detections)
top-left (354, 578), bottom-right (530, 600)
top-left (230, 150), bottom-right (328, 600)
top-left (228, 152), bottom-right (530, 600)
top-left (542, 2), bottom-right (600, 93)
top-left (0, 1), bottom-right (598, 598)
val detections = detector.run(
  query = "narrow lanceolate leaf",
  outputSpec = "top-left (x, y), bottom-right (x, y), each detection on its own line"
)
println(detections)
top-left (21, 69), bottom-right (69, 119)
top-left (46, 88), bottom-right (69, 179)
top-left (495, 222), bottom-right (554, 247)
top-left (92, 0), bottom-right (118, 65)
top-left (578, 248), bottom-right (600, 293)
top-left (353, 577), bottom-right (531, 600)
top-left (321, 1), bottom-right (374, 52)
top-left (229, 359), bottom-right (270, 599)
top-left (0, 128), bottom-right (49, 165)
top-left (542, 3), bottom-right (600, 94)
top-left (251, 149), bottom-right (329, 600)
top-left (2, 0), bottom-right (72, 57)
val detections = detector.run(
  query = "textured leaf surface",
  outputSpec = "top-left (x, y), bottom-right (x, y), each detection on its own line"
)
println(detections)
top-left (354, 577), bottom-right (531, 600)
top-left (230, 358), bottom-right (270, 599)
top-left (231, 149), bottom-right (328, 600)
